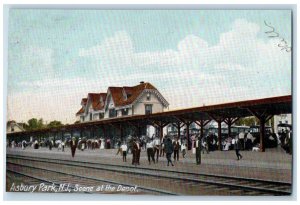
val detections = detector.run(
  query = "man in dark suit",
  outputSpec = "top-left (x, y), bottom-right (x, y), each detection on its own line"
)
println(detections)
top-left (132, 139), bottom-right (137, 165)
top-left (234, 137), bottom-right (243, 160)
top-left (165, 138), bottom-right (174, 166)
top-left (173, 138), bottom-right (180, 161)
top-left (136, 139), bottom-right (141, 165)
top-left (70, 137), bottom-right (78, 158)
top-left (195, 136), bottom-right (201, 165)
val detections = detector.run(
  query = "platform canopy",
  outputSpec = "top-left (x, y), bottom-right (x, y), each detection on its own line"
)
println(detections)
top-left (7, 95), bottom-right (292, 137)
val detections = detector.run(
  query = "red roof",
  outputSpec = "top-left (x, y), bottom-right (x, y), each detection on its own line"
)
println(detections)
top-left (94, 93), bottom-right (107, 111)
top-left (77, 98), bottom-right (88, 115)
top-left (87, 93), bottom-right (101, 110)
top-left (81, 98), bottom-right (87, 105)
top-left (76, 82), bottom-right (166, 116)
top-left (76, 107), bottom-right (84, 115)
top-left (108, 82), bottom-right (158, 107)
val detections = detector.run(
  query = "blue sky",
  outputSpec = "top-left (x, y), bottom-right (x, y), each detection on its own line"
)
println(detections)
top-left (7, 10), bottom-right (292, 123)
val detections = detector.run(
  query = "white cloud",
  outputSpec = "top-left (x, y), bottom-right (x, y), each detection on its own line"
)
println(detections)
top-left (8, 19), bottom-right (291, 123)
top-left (21, 46), bottom-right (55, 77)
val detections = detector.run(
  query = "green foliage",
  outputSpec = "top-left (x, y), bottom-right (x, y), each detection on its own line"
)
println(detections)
top-left (23, 118), bottom-right (64, 130)
top-left (47, 120), bottom-right (63, 128)
top-left (24, 118), bottom-right (44, 131)
top-left (235, 117), bottom-right (259, 126)
top-left (235, 116), bottom-right (274, 127)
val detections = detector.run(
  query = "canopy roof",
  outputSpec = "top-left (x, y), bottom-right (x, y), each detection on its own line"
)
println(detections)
top-left (7, 95), bottom-right (292, 136)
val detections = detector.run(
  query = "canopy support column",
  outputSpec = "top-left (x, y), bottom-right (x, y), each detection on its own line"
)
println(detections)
top-left (195, 120), bottom-right (211, 140)
top-left (207, 113), bottom-right (224, 151)
top-left (247, 108), bottom-right (273, 152)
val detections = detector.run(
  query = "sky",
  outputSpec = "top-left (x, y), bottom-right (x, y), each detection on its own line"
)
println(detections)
top-left (7, 10), bottom-right (292, 124)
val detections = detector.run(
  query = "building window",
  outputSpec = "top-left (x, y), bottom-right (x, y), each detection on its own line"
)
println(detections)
top-left (109, 109), bottom-right (117, 118)
top-left (99, 113), bottom-right (104, 119)
top-left (11, 125), bottom-right (14, 132)
top-left (80, 116), bottom-right (84, 122)
top-left (90, 113), bottom-right (92, 121)
top-left (145, 104), bottom-right (152, 115)
top-left (146, 93), bottom-right (151, 101)
top-left (122, 109), bottom-right (128, 116)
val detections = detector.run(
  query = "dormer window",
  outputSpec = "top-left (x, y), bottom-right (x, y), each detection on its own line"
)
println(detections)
top-left (122, 89), bottom-right (127, 100)
top-left (100, 97), bottom-right (103, 106)
top-left (146, 93), bottom-right (151, 101)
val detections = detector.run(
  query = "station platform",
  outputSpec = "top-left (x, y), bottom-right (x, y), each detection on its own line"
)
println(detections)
top-left (6, 146), bottom-right (292, 183)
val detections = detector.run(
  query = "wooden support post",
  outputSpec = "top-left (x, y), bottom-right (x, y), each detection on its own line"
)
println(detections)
top-left (186, 122), bottom-right (191, 150)
top-left (259, 118), bottom-right (266, 152)
top-left (217, 120), bottom-right (222, 151)
top-left (226, 118), bottom-right (232, 139)
top-left (90, 127), bottom-right (93, 139)
top-left (136, 125), bottom-right (141, 137)
top-left (159, 125), bottom-right (163, 141)
top-left (176, 122), bottom-right (181, 139)
top-left (102, 126), bottom-right (106, 138)
top-left (198, 120), bottom-right (204, 139)
top-left (120, 125), bottom-right (124, 142)
top-left (80, 129), bottom-right (83, 139)
top-left (247, 108), bottom-right (273, 152)
top-left (208, 113), bottom-right (224, 151)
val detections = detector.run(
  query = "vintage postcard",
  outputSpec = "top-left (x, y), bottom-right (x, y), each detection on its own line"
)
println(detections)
top-left (6, 9), bottom-right (292, 196)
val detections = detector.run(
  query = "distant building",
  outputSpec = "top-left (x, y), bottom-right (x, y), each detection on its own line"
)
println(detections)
top-left (6, 120), bottom-right (25, 133)
top-left (274, 114), bottom-right (292, 133)
top-left (76, 82), bottom-right (169, 122)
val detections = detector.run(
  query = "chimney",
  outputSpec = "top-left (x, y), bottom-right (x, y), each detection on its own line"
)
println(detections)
top-left (140, 81), bottom-right (144, 84)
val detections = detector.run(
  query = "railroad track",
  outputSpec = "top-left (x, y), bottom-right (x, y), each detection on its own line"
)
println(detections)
top-left (6, 162), bottom-right (175, 195)
top-left (6, 154), bottom-right (291, 195)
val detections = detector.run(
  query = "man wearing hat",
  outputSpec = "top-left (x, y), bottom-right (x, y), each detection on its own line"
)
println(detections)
top-left (195, 136), bottom-right (201, 165)
top-left (132, 138), bottom-right (138, 165)
top-left (70, 137), bottom-right (78, 158)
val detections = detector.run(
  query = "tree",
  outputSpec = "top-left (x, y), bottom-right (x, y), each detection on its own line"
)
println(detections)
top-left (235, 116), bottom-right (273, 128)
top-left (24, 118), bottom-right (44, 131)
top-left (47, 120), bottom-right (63, 128)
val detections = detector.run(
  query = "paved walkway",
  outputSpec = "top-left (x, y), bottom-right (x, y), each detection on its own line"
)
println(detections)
top-left (6, 146), bottom-right (292, 183)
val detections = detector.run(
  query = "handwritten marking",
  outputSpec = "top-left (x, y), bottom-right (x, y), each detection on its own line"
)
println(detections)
top-left (264, 21), bottom-right (291, 52)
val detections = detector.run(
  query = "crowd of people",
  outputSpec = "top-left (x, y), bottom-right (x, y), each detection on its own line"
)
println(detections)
top-left (7, 128), bottom-right (292, 166)
top-left (115, 135), bottom-right (195, 166)
top-left (5, 133), bottom-right (248, 163)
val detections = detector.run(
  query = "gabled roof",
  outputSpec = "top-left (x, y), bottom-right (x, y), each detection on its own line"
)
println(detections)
top-left (77, 93), bottom-right (107, 116)
top-left (76, 82), bottom-right (168, 116)
top-left (87, 93), bottom-right (101, 110)
top-left (7, 120), bottom-right (25, 131)
top-left (7, 120), bottom-right (16, 125)
top-left (107, 87), bottom-right (124, 107)
top-left (107, 82), bottom-right (166, 107)
top-left (76, 107), bottom-right (84, 115)
top-left (77, 98), bottom-right (88, 116)
top-left (81, 98), bottom-right (87, 106)
top-left (94, 93), bottom-right (107, 111)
